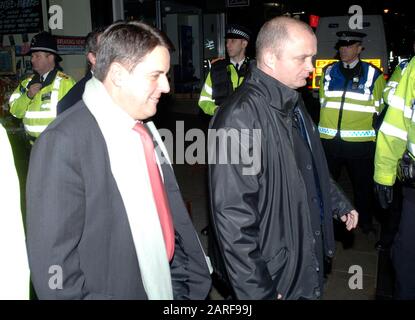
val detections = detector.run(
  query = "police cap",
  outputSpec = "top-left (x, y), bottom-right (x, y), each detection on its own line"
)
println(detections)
top-left (335, 31), bottom-right (366, 48)
top-left (30, 31), bottom-right (62, 62)
top-left (225, 24), bottom-right (251, 42)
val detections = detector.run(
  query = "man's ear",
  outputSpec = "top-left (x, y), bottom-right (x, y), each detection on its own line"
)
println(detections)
top-left (47, 53), bottom-right (55, 65)
top-left (87, 52), bottom-right (96, 68)
top-left (108, 62), bottom-right (127, 87)
top-left (263, 50), bottom-right (276, 70)
top-left (242, 39), bottom-right (248, 49)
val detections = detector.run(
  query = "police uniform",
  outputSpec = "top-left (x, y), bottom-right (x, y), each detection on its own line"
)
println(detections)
top-left (373, 59), bottom-right (410, 250)
top-left (9, 32), bottom-right (75, 139)
top-left (198, 25), bottom-right (251, 116)
top-left (318, 31), bottom-right (386, 232)
top-left (374, 57), bottom-right (415, 299)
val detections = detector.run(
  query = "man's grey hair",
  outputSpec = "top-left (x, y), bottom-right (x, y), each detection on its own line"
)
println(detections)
top-left (256, 16), bottom-right (314, 63)
top-left (94, 21), bottom-right (173, 81)
top-left (85, 26), bottom-right (106, 55)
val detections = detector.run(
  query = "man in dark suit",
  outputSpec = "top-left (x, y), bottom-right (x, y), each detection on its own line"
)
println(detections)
top-left (57, 26), bottom-right (105, 114)
top-left (26, 21), bottom-right (212, 300)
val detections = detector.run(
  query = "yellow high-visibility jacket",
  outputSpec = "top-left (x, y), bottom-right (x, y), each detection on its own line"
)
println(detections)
top-left (9, 69), bottom-right (75, 138)
top-left (319, 61), bottom-right (386, 142)
top-left (374, 57), bottom-right (415, 186)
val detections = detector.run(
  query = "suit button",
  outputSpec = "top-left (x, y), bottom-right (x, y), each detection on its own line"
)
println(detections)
top-left (315, 230), bottom-right (321, 236)
top-left (306, 164), bottom-right (312, 170)
top-left (316, 267), bottom-right (320, 272)
top-left (315, 289), bottom-right (321, 297)
top-left (312, 197), bottom-right (318, 203)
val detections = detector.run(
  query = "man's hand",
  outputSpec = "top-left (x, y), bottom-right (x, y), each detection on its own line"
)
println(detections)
top-left (340, 209), bottom-right (359, 231)
top-left (374, 182), bottom-right (393, 209)
top-left (27, 83), bottom-right (42, 98)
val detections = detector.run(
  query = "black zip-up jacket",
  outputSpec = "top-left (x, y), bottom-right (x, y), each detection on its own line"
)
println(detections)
top-left (208, 64), bottom-right (353, 300)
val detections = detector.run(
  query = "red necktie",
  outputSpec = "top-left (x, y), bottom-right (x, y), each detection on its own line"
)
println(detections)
top-left (133, 122), bottom-right (175, 261)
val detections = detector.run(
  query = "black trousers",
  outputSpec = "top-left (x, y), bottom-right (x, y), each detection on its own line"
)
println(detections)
top-left (391, 186), bottom-right (415, 299)
top-left (322, 139), bottom-right (375, 228)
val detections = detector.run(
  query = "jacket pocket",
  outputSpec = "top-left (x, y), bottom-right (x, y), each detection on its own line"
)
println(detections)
top-left (265, 247), bottom-right (289, 281)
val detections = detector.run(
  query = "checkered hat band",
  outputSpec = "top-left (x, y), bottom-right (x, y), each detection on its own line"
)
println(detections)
top-left (228, 28), bottom-right (249, 40)
top-left (30, 47), bottom-right (58, 54)
top-left (339, 36), bottom-right (362, 41)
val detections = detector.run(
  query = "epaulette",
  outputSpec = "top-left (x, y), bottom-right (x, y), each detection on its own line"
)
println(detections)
top-left (57, 71), bottom-right (70, 79)
top-left (323, 61), bottom-right (337, 73)
top-left (363, 61), bottom-right (383, 75)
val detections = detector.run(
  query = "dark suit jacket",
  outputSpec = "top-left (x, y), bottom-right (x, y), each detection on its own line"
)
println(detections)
top-left (56, 71), bottom-right (92, 115)
top-left (26, 101), bottom-right (211, 299)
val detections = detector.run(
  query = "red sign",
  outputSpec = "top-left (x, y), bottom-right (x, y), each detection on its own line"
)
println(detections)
top-left (309, 15), bottom-right (320, 28)
top-left (56, 36), bottom-right (86, 55)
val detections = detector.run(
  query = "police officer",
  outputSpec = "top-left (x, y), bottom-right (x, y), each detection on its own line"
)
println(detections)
top-left (9, 31), bottom-right (75, 141)
top-left (198, 24), bottom-right (252, 115)
top-left (318, 31), bottom-right (386, 234)
top-left (374, 56), bottom-right (415, 299)
top-left (374, 58), bottom-right (411, 251)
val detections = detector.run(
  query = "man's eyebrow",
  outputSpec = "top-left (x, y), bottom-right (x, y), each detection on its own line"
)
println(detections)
top-left (295, 54), bottom-right (308, 59)
top-left (295, 53), bottom-right (315, 59)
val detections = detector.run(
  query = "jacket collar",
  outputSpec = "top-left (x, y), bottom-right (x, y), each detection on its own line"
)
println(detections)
top-left (42, 67), bottom-right (59, 87)
top-left (249, 64), bottom-right (300, 114)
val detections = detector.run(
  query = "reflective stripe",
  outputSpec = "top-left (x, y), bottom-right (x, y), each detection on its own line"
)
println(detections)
top-left (25, 110), bottom-right (56, 119)
top-left (389, 95), bottom-right (405, 111)
top-left (204, 83), bottom-right (212, 95)
top-left (319, 126), bottom-right (337, 136)
top-left (9, 93), bottom-right (21, 103)
top-left (199, 96), bottom-right (215, 102)
top-left (54, 76), bottom-right (62, 90)
top-left (49, 77), bottom-right (61, 116)
top-left (379, 122), bottom-right (408, 141)
top-left (408, 142), bottom-right (415, 156)
top-left (24, 124), bottom-right (48, 133)
top-left (387, 81), bottom-right (399, 89)
top-left (324, 90), bottom-right (371, 101)
top-left (386, 88), bottom-right (397, 105)
top-left (341, 129), bottom-right (376, 138)
top-left (318, 126), bottom-right (375, 138)
top-left (323, 65), bottom-right (333, 93)
top-left (365, 66), bottom-right (375, 97)
top-left (324, 101), bottom-right (377, 113)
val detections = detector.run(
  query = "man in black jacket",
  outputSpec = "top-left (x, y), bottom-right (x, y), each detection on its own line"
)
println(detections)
top-left (57, 27), bottom-right (105, 114)
top-left (208, 16), bottom-right (359, 300)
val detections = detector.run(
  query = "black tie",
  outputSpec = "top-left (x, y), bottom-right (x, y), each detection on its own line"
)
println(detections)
top-left (235, 63), bottom-right (239, 70)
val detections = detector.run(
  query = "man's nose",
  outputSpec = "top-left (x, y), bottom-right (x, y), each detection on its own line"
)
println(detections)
top-left (305, 60), bottom-right (314, 72)
top-left (159, 75), bottom-right (170, 93)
